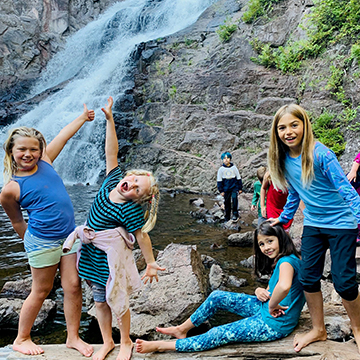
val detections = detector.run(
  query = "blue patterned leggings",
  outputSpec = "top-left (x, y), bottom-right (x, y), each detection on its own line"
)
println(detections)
top-left (175, 290), bottom-right (284, 352)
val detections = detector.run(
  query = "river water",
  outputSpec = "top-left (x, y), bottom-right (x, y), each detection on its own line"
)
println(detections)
top-left (0, 185), bottom-right (257, 346)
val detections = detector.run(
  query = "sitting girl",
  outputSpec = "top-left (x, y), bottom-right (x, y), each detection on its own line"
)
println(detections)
top-left (136, 221), bottom-right (305, 354)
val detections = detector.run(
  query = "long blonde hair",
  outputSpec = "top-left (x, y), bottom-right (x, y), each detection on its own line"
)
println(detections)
top-left (125, 169), bottom-right (160, 233)
top-left (3, 127), bottom-right (46, 185)
top-left (268, 104), bottom-right (314, 191)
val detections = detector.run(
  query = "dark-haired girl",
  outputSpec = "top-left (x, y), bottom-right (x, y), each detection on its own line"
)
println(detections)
top-left (135, 222), bottom-right (305, 354)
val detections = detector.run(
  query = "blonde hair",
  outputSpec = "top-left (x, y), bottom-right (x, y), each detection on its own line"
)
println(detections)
top-left (256, 166), bottom-right (267, 183)
top-left (268, 104), bottom-right (314, 191)
top-left (3, 127), bottom-right (46, 185)
top-left (125, 169), bottom-right (159, 233)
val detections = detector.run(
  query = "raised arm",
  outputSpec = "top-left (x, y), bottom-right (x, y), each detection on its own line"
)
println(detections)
top-left (0, 182), bottom-right (27, 239)
top-left (268, 261), bottom-right (294, 317)
top-left (134, 229), bottom-right (165, 284)
top-left (45, 104), bottom-right (95, 163)
top-left (101, 96), bottom-right (119, 175)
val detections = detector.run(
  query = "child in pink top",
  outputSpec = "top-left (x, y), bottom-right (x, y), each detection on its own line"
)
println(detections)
top-left (347, 152), bottom-right (360, 242)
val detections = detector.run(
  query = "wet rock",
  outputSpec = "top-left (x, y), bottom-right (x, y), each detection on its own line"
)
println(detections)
top-left (189, 198), bottom-right (205, 207)
top-left (87, 243), bottom-right (208, 339)
top-left (0, 278), bottom-right (33, 299)
top-left (0, 298), bottom-right (56, 330)
top-left (201, 254), bottom-right (219, 269)
top-left (228, 230), bottom-right (254, 247)
top-left (209, 264), bottom-right (226, 291)
top-left (240, 254), bottom-right (255, 268)
top-left (226, 275), bottom-right (247, 288)
top-left (1, 274), bottom-right (61, 299)
top-left (209, 242), bottom-right (224, 250)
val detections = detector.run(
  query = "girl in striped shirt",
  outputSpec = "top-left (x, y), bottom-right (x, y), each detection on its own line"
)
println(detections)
top-left (77, 97), bottom-right (164, 360)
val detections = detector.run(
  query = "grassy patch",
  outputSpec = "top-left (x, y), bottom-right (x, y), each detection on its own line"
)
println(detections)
top-left (312, 112), bottom-right (345, 155)
top-left (216, 17), bottom-right (238, 42)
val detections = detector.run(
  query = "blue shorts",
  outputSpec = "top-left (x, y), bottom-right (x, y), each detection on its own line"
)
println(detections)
top-left (301, 226), bottom-right (358, 301)
top-left (89, 280), bottom-right (106, 303)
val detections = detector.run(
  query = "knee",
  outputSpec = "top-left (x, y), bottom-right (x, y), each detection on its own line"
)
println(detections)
top-left (208, 290), bottom-right (225, 302)
top-left (334, 285), bottom-right (358, 301)
top-left (31, 284), bottom-right (53, 300)
top-left (302, 282), bottom-right (321, 293)
top-left (95, 300), bottom-right (109, 311)
top-left (61, 275), bottom-right (81, 295)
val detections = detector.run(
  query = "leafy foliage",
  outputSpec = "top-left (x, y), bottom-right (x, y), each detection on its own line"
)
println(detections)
top-left (243, 0), bottom-right (282, 23)
top-left (216, 17), bottom-right (238, 42)
top-left (312, 112), bottom-right (346, 155)
top-left (249, 1), bottom-right (360, 72)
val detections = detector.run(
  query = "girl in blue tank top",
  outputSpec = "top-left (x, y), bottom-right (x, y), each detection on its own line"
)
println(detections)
top-left (135, 222), bottom-right (305, 354)
top-left (1, 105), bottom-right (95, 357)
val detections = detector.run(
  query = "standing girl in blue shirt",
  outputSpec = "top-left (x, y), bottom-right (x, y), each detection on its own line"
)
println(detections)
top-left (268, 103), bottom-right (360, 353)
top-left (135, 222), bottom-right (305, 354)
top-left (1, 106), bottom-right (95, 356)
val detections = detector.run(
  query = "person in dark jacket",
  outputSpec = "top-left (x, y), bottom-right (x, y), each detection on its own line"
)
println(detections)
top-left (217, 152), bottom-right (243, 221)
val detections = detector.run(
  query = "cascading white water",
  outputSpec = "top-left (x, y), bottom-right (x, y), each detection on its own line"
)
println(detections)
top-left (0, 0), bottom-right (217, 185)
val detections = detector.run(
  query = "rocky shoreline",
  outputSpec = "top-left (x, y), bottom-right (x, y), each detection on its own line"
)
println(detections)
top-left (2, 195), bottom-right (360, 359)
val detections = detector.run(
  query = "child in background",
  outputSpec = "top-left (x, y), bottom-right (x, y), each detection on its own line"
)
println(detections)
top-left (260, 171), bottom-right (293, 231)
top-left (251, 166), bottom-right (267, 225)
top-left (0, 107), bottom-right (95, 356)
top-left (268, 103), bottom-right (360, 353)
top-left (347, 152), bottom-right (360, 195)
top-left (135, 222), bottom-right (305, 354)
top-left (346, 152), bottom-right (360, 243)
top-left (217, 152), bottom-right (243, 221)
top-left (74, 97), bottom-right (165, 360)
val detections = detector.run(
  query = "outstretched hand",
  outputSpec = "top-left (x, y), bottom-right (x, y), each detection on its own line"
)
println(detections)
top-left (101, 96), bottom-right (114, 120)
top-left (83, 103), bottom-right (95, 122)
top-left (141, 261), bottom-right (166, 284)
top-left (269, 304), bottom-right (288, 318)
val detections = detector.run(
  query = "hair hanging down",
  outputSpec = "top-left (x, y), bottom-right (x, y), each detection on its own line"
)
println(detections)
top-left (256, 166), bottom-right (267, 183)
top-left (253, 221), bottom-right (299, 278)
top-left (268, 104), bottom-right (315, 192)
top-left (3, 127), bottom-right (47, 185)
top-left (125, 169), bottom-right (160, 233)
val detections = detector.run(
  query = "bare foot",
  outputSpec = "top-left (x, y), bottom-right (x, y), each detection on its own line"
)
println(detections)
top-left (66, 336), bottom-right (94, 357)
top-left (116, 341), bottom-right (133, 360)
top-left (135, 339), bottom-right (176, 353)
top-left (135, 339), bottom-right (161, 354)
top-left (293, 329), bottom-right (327, 352)
top-left (13, 338), bottom-right (44, 355)
top-left (351, 328), bottom-right (360, 354)
top-left (156, 325), bottom-right (187, 339)
top-left (93, 341), bottom-right (115, 360)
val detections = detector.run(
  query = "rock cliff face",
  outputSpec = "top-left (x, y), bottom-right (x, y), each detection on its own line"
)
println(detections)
top-left (124, 0), bottom-right (360, 192)
top-left (0, 0), bottom-right (117, 100)
top-left (1, 0), bottom-right (359, 192)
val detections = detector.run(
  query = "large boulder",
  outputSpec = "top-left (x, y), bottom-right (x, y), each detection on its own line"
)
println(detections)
top-left (87, 243), bottom-right (209, 339)
top-left (0, 298), bottom-right (56, 330)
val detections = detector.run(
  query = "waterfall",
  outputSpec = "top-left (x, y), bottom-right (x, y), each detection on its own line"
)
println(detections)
top-left (0, 0), bottom-right (217, 185)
